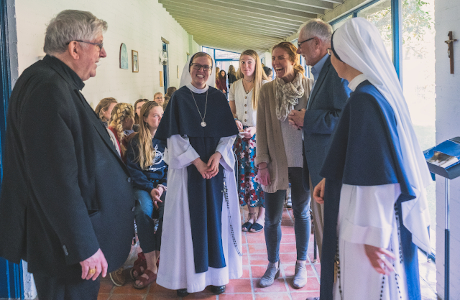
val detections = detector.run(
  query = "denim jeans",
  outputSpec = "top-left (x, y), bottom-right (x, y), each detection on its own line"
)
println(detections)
top-left (264, 167), bottom-right (311, 263)
top-left (134, 188), bottom-right (165, 253)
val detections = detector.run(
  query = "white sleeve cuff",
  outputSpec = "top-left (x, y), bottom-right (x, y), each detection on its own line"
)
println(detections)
top-left (165, 135), bottom-right (199, 169)
top-left (339, 184), bottom-right (401, 248)
top-left (216, 135), bottom-right (236, 171)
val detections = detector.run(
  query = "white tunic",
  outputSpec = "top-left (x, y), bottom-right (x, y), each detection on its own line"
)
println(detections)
top-left (157, 134), bottom-right (243, 293)
top-left (334, 184), bottom-right (409, 300)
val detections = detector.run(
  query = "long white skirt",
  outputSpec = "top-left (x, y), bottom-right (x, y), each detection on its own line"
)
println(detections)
top-left (157, 135), bottom-right (243, 293)
top-left (333, 184), bottom-right (409, 300)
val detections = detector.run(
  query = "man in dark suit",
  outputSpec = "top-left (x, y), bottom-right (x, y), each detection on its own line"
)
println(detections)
top-left (0, 10), bottom-right (135, 299)
top-left (288, 19), bottom-right (351, 262)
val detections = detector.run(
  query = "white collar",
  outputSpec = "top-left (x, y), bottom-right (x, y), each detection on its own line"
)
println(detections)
top-left (186, 83), bottom-right (209, 94)
top-left (348, 73), bottom-right (367, 91)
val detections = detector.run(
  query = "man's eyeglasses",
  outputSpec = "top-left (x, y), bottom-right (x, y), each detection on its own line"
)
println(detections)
top-left (191, 63), bottom-right (212, 71)
top-left (66, 40), bottom-right (104, 51)
top-left (297, 37), bottom-right (315, 47)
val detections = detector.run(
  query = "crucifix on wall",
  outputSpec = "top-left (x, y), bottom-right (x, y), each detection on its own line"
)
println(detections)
top-left (445, 31), bottom-right (457, 74)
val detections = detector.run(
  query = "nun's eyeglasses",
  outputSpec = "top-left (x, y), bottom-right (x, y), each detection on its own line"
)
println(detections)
top-left (327, 48), bottom-right (332, 55)
top-left (191, 63), bottom-right (212, 71)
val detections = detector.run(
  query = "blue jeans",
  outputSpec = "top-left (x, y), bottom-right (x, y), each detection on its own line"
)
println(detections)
top-left (264, 167), bottom-right (311, 263)
top-left (134, 188), bottom-right (165, 253)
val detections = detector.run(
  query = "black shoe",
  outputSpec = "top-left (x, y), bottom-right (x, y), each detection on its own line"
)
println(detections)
top-left (209, 285), bottom-right (226, 295)
top-left (177, 288), bottom-right (189, 297)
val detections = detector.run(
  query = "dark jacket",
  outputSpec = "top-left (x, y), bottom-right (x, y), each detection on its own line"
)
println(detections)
top-left (0, 55), bottom-right (135, 275)
top-left (302, 56), bottom-right (351, 188)
top-left (126, 135), bottom-right (168, 192)
top-left (228, 73), bottom-right (237, 88)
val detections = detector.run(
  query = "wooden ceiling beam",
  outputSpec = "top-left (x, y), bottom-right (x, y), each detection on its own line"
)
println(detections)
top-left (196, 40), bottom-right (274, 53)
top-left (174, 18), bottom-right (288, 39)
top-left (175, 0), bottom-right (320, 18)
top-left (191, 32), bottom-right (282, 45)
top-left (167, 8), bottom-right (300, 31)
top-left (234, 0), bottom-right (326, 15)
top-left (160, 0), bottom-right (308, 23)
top-left (172, 14), bottom-right (292, 34)
top-left (277, 0), bottom-right (335, 10)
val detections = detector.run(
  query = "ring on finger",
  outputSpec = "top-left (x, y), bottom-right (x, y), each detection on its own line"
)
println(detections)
top-left (89, 268), bottom-right (96, 275)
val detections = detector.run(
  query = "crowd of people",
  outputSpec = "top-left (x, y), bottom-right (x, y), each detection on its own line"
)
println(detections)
top-left (0, 9), bottom-right (432, 300)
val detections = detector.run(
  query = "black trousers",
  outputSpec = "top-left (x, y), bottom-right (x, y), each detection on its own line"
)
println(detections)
top-left (34, 266), bottom-right (100, 300)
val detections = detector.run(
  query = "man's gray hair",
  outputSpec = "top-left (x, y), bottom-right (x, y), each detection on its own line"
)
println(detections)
top-left (301, 19), bottom-right (332, 43)
top-left (44, 10), bottom-right (107, 55)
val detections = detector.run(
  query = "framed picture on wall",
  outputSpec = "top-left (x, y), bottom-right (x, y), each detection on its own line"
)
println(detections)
top-left (132, 50), bottom-right (139, 73)
top-left (119, 43), bottom-right (128, 69)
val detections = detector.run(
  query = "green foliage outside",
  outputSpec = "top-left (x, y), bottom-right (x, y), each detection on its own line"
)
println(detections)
top-left (364, 0), bottom-right (433, 58)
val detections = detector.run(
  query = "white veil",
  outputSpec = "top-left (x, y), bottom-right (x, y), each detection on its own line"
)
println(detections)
top-left (179, 52), bottom-right (216, 89)
top-left (333, 18), bottom-right (432, 252)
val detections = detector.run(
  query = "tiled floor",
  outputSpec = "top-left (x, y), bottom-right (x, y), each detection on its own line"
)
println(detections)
top-left (97, 207), bottom-right (438, 300)
top-left (97, 207), bottom-right (321, 300)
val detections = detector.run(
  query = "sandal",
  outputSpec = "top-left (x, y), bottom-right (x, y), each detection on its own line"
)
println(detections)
top-left (133, 269), bottom-right (157, 289)
top-left (242, 213), bottom-right (255, 232)
top-left (249, 222), bottom-right (263, 233)
top-left (242, 221), bottom-right (253, 232)
top-left (129, 252), bottom-right (147, 280)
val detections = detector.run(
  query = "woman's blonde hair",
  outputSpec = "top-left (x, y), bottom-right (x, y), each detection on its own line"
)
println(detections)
top-left (236, 49), bottom-right (268, 109)
top-left (228, 65), bottom-right (237, 77)
top-left (136, 101), bottom-right (161, 169)
top-left (134, 98), bottom-right (148, 124)
top-left (95, 97), bottom-right (117, 122)
top-left (272, 42), bottom-right (305, 77)
top-left (109, 103), bottom-right (134, 154)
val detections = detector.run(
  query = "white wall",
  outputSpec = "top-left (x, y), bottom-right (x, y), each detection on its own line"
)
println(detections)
top-left (13, 1), bottom-right (198, 298)
top-left (15, 0), bottom-right (199, 107)
top-left (435, 0), bottom-right (460, 298)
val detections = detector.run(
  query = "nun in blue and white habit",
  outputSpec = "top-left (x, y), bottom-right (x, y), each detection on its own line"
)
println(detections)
top-left (155, 52), bottom-right (242, 296)
top-left (313, 18), bottom-right (432, 300)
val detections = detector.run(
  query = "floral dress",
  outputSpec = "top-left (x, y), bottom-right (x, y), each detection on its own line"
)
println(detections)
top-left (234, 127), bottom-right (264, 207)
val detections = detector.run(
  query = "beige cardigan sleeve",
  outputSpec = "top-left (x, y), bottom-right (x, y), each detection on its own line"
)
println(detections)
top-left (255, 84), bottom-right (270, 166)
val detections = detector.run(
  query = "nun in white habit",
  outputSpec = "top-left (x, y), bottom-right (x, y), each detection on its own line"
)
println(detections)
top-left (155, 52), bottom-right (242, 296)
top-left (313, 18), bottom-right (431, 300)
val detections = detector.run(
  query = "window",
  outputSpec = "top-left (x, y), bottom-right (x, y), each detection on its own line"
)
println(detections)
top-left (357, 0), bottom-right (393, 60)
top-left (215, 49), bottom-right (240, 60)
top-left (331, 15), bottom-right (352, 31)
top-left (401, 0), bottom-right (436, 252)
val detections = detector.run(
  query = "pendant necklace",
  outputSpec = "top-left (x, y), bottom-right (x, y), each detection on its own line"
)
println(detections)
top-left (242, 79), bottom-right (253, 97)
top-left (190, 89), bottom-right (208, 127)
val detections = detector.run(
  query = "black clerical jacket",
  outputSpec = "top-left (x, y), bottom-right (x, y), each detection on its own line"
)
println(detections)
top-left (0, 55), bottom-right (135, 275)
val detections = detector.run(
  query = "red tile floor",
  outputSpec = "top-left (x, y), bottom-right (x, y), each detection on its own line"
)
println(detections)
top-left (97, 206), bottom-right (438, 300)
top-left (97, 207), bottom-right (321, 300)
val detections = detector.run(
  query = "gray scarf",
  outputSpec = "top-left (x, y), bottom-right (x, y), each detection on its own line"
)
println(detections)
top-left (274, 72), bottom-right (304, 121)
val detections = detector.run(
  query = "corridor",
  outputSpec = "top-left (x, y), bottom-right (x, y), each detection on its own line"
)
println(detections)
top-left (97, 207), bottom-right (321, 300)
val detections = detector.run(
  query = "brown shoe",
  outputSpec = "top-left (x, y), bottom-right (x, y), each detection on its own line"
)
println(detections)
top-left (133, 270), bottom-right (157, 289)
top-left (109, 267), bottom-right (126, 287)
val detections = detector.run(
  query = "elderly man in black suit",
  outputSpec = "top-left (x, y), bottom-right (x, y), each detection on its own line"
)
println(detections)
top-left (0, 10), bottom-right (135, 300)
top-left (288, 19), bottom-right (351, 262)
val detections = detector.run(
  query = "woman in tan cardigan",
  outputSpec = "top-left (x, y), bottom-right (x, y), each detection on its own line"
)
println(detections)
top-left (256, 42), bottom-right (313, 289)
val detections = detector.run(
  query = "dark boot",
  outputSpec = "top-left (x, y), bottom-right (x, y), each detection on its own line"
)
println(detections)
top-left (209, 285), bottom-right (226, 295)
top-left (177, 288), bottom-right (188, 297)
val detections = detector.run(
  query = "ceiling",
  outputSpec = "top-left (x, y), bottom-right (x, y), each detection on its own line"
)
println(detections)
top-left (158, 0), bottom-right (342, 53)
